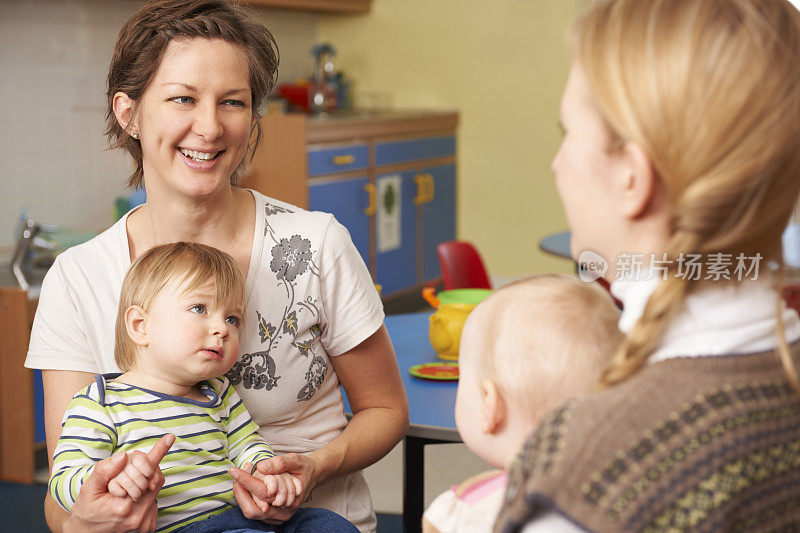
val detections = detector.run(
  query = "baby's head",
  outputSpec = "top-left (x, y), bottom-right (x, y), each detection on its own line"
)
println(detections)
top-left (454, 274), bottom-right (622, 469)
top-left (114, 242), bottom-right (246, 379)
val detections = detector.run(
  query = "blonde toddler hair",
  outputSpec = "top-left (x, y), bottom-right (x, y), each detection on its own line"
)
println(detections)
top-left (462, 274), bottom-right (622, 422)
top-left (114, 242), bottom-right (246, 371)
top-left (573, 0), bottom-right (800, 389)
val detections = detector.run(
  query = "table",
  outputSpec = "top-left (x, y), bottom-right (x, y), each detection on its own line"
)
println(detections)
top-left (343, 311), bottom-right (460, 533)
top-left (538, 230), bottom-right (572, 260)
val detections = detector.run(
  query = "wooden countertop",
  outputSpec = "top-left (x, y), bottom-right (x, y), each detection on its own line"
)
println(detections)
top-left (302, 109), bottom-right (459, 144)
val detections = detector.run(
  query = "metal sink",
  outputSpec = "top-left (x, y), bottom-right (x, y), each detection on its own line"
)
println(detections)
top-left (0, 264), bottom-right (47, 297)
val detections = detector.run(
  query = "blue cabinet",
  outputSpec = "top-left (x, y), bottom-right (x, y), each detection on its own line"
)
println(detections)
top-left (421, 164), bottom-right (457, 281)
top-left (375, 136), bottom-right (456, 166)
top-left (307, 135), bottom-right (457, 297)
top-left (246, 112), bottom-right (458, 298)
top-left (307, 143), bottom-right (369, 177)
top-left (375, 172), bottom-right (418, 294)
top-left (308, 176), bottom-right (371, 266)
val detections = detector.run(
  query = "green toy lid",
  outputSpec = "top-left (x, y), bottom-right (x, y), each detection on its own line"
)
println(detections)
top-left (436, 289), bottom-right (492, 306)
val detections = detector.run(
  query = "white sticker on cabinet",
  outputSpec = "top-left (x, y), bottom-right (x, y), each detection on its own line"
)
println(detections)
top-left (377, 174), bottom-right (402, 253)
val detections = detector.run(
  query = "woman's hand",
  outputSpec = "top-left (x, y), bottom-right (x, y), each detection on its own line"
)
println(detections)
top-left (251, 470), bottom-right (302, 508)
top-left (64, 434), bottom-right (174, 533)
top-left (229, 453), bottom-right (318, 524)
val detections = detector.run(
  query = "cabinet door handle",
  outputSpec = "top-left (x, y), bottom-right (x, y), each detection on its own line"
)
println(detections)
top-left (332, 154), bottom-right (356, 165)
top-left (413, 174), bottom-right (426, 205)
top-left (425, 173), bottom-right (435, 203)
top-left (364, 183), bottom-right (376, 216)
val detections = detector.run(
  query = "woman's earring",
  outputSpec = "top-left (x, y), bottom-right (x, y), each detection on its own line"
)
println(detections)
top-left (131, 131), bottom-right (140, 140)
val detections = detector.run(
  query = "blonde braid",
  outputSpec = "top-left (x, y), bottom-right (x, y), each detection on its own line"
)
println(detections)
top-left (576, 0), bottom-right (800, 391)
top-left (773, 263), bottom-right (800, 394)
top-left (601, 231), bottom-right (699, 386)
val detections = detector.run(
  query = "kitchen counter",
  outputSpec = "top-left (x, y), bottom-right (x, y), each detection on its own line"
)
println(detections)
top-left (0, 266), bottom-right (46, 298)
top-left (304, 109), bottom-right (459, 143)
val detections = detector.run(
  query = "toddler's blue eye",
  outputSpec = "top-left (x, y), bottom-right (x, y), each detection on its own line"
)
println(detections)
top-left (226, 316), bottom-right (240, 327)
top-left (190, 304), bottom-right (206, 314)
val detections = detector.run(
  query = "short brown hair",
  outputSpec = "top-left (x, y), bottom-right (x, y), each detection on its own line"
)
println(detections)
top-left (114, 242), bottom-right (246, 371)
top-left (105, 0), bottom-right (279, 189)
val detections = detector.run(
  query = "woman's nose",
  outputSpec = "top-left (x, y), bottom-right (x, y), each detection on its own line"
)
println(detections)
top-left (193, 102), bottom-right (223, 141)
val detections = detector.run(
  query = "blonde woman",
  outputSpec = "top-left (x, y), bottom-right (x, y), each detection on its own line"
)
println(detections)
top-left (496, 0), bottom-right (800, 531)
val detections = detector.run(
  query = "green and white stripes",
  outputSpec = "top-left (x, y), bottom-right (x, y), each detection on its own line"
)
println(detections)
top-left (49, 375), bottom-right (274, 532)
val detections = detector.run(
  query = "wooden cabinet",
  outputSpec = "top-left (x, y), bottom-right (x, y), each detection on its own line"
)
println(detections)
top-left (241, 0), bottom-right (371, 14)
top-left (241, 111), bottom-right (458, 298)
top-left (0, 288), bottom-right (38, 483)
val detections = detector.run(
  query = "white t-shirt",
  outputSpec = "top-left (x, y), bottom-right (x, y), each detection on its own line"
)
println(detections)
top-left (26, 190), bottom-right (384, 532)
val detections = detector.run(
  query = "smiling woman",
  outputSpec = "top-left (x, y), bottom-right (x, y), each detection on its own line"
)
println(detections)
top-left (112, 38), bottom-right (255, 202)
top-left (105, 0), bottom-right (279, 190)
top-left (24, 1), bottom-right (408, 532)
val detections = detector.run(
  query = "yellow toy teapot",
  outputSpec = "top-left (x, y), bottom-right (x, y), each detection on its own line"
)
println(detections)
top-left (422, 287), bottom-right (492, 360)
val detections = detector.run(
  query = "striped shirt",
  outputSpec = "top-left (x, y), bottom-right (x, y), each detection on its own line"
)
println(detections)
top-left (49, 374), bottom-right (275, 532)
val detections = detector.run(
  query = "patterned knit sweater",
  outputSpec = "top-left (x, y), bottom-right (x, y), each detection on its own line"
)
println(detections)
top-left (495, 348), bottom-right (800, 532)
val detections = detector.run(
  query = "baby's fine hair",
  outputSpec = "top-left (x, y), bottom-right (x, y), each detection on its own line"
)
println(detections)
top-left (462, 274), bottom-right (622, 422)
top-left (114, 242), bottom-right (246, 371)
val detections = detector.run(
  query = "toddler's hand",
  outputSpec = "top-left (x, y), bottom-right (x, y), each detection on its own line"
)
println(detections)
top-left (107, 435), bottom-right (174, 501)
top-left (250, 464), bottom-right (302, 508)
top-left (107, 452), bottom-right (154, 501)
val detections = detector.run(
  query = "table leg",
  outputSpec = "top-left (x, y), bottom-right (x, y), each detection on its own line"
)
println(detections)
top-left (403, 436), bottom-right (425, 533)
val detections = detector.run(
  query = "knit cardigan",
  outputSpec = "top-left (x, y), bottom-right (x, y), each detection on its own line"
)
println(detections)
top-left (494, 348), bottom-right (800, 533)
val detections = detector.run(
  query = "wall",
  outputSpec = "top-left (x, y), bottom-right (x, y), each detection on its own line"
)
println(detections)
top-left (1, 0), bottom-right (581, 278)
top-left (0, 0), bottom-right (317, 254)
top-left (318, 0), bottom-right (581, 277)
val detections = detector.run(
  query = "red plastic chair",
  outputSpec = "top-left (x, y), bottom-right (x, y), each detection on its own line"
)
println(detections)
top-left (436, 240), bottom-right (492, 290)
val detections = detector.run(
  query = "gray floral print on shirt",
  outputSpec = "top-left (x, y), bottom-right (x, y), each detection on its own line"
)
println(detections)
top-left (226, 201), bottom-right (329, 402)
top-left (270, 235), bottom-right (312, 282)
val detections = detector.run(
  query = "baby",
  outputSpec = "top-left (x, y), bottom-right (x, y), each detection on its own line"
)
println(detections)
top-left (48, 242), bottom-right (356, 533)
top-left (423, 274), bottom-right (622, 533)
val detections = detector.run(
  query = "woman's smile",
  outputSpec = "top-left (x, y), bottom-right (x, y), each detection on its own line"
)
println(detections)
top-left (178, 147), bottom-right (224, 171)
top-left (132, 37), bottom-right (253, 199)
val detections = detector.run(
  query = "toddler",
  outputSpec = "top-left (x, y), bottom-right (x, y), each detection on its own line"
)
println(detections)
top-left (48, 242), bottom-right (357, 533)
top-left (423, 274), bottom-right (622, 533)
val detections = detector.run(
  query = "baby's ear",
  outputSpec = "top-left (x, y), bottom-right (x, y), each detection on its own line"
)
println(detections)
top-left (125, 305), bottom-right (149, 347)
top-left (480, 379), bottom-right (507, 435)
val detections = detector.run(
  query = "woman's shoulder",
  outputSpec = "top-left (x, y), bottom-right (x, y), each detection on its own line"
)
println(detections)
top-left (52, 214), bottom-right (129, 275)
top-left (499, 354), bottom-right (800, 532)
top-left (249, 189), bottom-right (358, 275)
top-left (250, 189), bottom-right (340, 236)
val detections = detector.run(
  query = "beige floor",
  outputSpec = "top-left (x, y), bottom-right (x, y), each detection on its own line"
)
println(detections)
top-left (362, 441), bottom-right (492, 514)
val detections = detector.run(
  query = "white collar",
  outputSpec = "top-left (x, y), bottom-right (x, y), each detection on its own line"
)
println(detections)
top-left (610, 274), bottom-right (800, 363)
